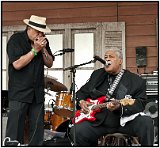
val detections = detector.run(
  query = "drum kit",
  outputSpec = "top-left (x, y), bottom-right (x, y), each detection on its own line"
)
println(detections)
top-left (44, 75), bottom-right (73, 133)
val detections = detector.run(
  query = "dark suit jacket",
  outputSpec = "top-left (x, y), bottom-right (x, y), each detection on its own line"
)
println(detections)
top-left (76, 68), bottom-right (147, 127)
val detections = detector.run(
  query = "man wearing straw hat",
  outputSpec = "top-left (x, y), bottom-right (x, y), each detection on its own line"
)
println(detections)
top-left (5, 15), bottom-right (54, 146)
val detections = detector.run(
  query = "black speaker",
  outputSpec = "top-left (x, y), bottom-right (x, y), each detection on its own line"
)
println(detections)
top-left (136, 46), bottom-right (147, 67)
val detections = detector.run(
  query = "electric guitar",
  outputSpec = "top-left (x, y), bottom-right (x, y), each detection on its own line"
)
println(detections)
top-left (72, 96), bottom-right (135, 124)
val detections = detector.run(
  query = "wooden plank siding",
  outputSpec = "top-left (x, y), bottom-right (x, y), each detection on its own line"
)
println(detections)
top-left (118, 2), bottom-right (158, 74)
top-left (2, 1), bottom-right (158, 75)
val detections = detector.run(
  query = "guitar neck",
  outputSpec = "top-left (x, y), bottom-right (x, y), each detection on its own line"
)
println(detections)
top-left (91, 102), bottom-right (109, 110)
top-left (91, 100), bottom-right (119, 110)
top-left (89, 97), bottom-right (134, 111)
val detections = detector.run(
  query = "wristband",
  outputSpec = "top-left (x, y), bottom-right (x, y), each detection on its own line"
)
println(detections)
top-left (31, 48), bottom-right (37, 57)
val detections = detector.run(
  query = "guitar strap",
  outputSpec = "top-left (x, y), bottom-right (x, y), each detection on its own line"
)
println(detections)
top-left (106, 69), bottom-right (125, 100)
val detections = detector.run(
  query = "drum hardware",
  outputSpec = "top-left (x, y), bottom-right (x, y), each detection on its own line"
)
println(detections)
top-left (44, 110), bottom-right (53, 129)
top-left (44, 97), bottom-right (55, 129)
top-left (45, 91), bottom-right (54, 97)
top-left (45, 98), bottom-right (55, 112)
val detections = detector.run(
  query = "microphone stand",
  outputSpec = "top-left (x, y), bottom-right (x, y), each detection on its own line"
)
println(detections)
top-left (64, 59), bottom-right (96, 71)
top-left (64, 59), bottom-right (96, 146)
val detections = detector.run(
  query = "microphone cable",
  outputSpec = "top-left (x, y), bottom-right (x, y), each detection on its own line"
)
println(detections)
top-left (28, 103), bottom-right (44, 146)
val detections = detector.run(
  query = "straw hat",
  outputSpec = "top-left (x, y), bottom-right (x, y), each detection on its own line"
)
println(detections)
top-left (23, 15), bottom-right (51, 33)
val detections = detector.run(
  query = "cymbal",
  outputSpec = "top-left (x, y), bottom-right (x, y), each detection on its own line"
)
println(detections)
top-left (44, 76), bottom-right (68, 92)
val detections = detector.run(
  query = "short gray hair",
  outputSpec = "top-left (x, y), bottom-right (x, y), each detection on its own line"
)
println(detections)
top-left (105, 47), bottom-right (123, 59)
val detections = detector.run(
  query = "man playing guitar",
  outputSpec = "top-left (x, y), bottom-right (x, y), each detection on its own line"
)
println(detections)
top-left (69, 47), bottom-right (154, 146)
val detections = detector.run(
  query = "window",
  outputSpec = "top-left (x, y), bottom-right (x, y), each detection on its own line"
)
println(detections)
top-left (73, 32), bottom-right (94, 90)
top-left (45, 34), bottom-right (64, 83)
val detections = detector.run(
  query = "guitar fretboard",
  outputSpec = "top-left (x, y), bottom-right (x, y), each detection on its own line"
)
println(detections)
top-left (91, 100), bottom-right (119, 110)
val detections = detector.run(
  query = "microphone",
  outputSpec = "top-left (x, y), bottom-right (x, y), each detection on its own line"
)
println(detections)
top-left (94, 55), bottom-right (111, 66)
top-left (59, 48), bottom-right (74, 53)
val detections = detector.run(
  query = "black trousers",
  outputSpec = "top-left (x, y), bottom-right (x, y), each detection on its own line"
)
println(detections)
top-left (5, 100), bottom-right (44, 146)
top-left (70, 115), bottom-right (154, 146)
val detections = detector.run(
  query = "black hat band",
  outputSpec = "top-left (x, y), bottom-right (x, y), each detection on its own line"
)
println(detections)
top-left (29, 21), bottom-right (46, 29)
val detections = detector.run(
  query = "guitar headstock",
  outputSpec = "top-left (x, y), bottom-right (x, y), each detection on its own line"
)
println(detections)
top-left (120, 98), bottom-right (135, 106)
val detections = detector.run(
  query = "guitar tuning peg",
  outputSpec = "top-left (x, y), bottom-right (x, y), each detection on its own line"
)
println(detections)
top-left (125, 95), bottom-right (132, 99)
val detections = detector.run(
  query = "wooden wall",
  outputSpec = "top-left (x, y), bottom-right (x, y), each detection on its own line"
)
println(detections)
top-left (2, 1), bottom-right (158, 74)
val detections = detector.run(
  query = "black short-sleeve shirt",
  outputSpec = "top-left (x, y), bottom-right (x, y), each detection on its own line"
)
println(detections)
top-left (7, 30), bottom-right (54, 103)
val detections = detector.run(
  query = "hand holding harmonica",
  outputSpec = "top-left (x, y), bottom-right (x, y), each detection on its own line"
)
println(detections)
top-left (33, 35), bottom-right (47, 53)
